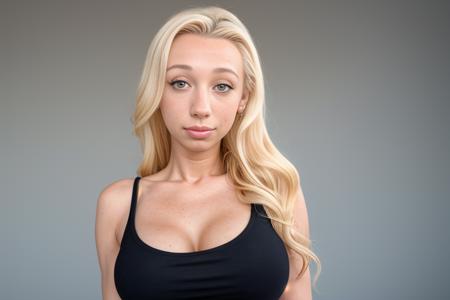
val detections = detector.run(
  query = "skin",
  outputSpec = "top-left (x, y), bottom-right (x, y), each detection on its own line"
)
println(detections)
top-left (95, 33), bottom-right (312, 300)
top-left (158, 32), bottom-right (248, 183)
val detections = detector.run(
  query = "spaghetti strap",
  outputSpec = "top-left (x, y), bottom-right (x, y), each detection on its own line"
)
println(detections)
top-left (120, 176), bottom-right (141, 248)
top-left (130, 176), bottom-right (141, 216)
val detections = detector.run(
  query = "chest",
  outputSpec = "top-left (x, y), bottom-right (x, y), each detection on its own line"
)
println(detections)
top-left (116, 181), bottom-right (252, 253)
top-left (115, 201), bottom-right (290, 300)
top-left (114, 177), bottom-right (293, 299)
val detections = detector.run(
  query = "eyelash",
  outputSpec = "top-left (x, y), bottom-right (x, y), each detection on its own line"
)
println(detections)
top-left (169, 80), bottom-right (234, 93)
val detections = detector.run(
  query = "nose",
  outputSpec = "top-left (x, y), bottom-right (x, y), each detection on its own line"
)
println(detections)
top-left (190, 84), bottom-right (211, 119)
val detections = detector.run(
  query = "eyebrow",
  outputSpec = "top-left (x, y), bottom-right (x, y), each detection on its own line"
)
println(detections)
top-left (166, 64), bottom-right (239, 79)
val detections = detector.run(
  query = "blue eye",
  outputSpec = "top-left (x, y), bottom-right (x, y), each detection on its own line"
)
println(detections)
top-left (170, 80), bottom-right (189, 89)
top-left (215, 83), bottom-right (233, 93)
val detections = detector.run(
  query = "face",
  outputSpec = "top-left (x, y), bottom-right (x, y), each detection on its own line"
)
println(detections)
top-left (160, 33), bottom-right (248, 151)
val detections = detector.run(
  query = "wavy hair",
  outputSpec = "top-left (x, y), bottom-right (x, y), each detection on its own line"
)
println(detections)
top-left (131, 5), bottom-right (321, 291)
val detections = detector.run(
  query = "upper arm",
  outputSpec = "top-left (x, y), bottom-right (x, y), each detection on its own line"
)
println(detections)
top-left (95, 179), bottom-right (132, 300)
top-left (280, 180), bottom-right (313, 300)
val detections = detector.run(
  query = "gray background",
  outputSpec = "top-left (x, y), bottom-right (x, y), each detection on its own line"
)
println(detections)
top-left (2, 0), bottom-right (449, 299)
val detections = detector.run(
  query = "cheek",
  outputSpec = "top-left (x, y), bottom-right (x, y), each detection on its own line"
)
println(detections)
top-left (159, 97), bottom-right (185, 130)
top-left (217, 106), bottom-right (239, 132)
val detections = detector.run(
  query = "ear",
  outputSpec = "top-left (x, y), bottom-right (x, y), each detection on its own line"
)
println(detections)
top-left (239, 89), bottom-right (249, 108)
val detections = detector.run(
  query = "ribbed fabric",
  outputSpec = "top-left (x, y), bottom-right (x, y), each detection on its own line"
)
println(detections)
top-left (114, 176), bottom-right (289, 300)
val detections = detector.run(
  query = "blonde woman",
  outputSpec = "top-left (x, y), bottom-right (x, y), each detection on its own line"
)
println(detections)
top-left (95, 6), bottom-right (321, 300)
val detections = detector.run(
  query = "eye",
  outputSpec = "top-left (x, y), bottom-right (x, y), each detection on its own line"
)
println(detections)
top-left (215, 83), bottom-right (234, 93)
top-left (169, 80), bottom-right (189, 90)
top-left (169, 80), bottom-right (234, 93)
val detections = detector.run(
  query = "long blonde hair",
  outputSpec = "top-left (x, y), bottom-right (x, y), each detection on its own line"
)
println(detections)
top-left (131, 5), bottom-right (321, 291)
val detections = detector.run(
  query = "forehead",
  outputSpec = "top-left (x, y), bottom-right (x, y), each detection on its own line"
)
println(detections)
top-left (167, 33), bottom-right (243, 75)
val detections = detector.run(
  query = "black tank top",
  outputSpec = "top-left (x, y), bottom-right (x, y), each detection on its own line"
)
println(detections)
top-left (114, 176), bottom-right (289, 300)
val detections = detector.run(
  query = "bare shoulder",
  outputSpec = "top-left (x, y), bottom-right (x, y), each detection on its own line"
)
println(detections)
top-left (95, 177), bottom-right (135, 299)
top-left (95, 177), bottom-right (136, 244)
top-left (97, 177), bottom-right (135, 215)
top-left (98, 177), bottom-right (135, 204)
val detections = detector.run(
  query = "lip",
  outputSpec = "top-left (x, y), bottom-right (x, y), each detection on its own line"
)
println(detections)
top-left (184, 125), bottom-right (214, 131)
top-left (184, 127), bottom-right (215, 139)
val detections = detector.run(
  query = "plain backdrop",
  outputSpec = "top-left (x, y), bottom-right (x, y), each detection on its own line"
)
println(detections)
top-left (2, 0), bottom-right (450, 299)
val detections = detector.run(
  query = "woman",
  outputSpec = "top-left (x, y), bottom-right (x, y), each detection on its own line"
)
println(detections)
top-left (95, 6), bottom-right (321, 300)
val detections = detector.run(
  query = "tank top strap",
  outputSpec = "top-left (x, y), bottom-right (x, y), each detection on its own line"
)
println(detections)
top-left (121, 176), bottom-right (141, 247)
top-left (129, 176), bottom-right (141, 219)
